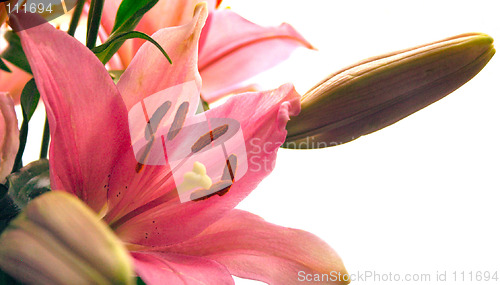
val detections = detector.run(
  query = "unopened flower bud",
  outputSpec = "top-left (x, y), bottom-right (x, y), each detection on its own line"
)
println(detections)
top-left (0, 192), bottom-right (134, 285)
top-left (285, 33), bottom-right (495, 149)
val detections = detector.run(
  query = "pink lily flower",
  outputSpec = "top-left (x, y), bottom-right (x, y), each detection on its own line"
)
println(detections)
top-left (10, 4), bottom-right (348, 285)
top-left (0, 0), bottom-right (32, 103)
top-left (99, 0), bottom-right (314, 103)
top-left (0, 42), bottom-right (32, 104)
top-left (0, 92), bottom-right (18, 182)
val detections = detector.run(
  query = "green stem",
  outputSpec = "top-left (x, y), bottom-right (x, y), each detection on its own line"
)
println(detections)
top-left (67, 0), bottom-right (85, 37)
top-left (39, 117), bottom-right (50, 159)
top-left (86, 0), bottom-right (105, 49)
top-left (13, 120), bottom-right (28, 172)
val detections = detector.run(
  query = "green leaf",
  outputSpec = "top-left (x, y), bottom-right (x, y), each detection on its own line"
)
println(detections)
top-left (20, 79), bottom-right (40, 122)
top-left (112, 0), bottom-right (159, 34)
top-left (93, 31), bottom-right (171, 65)
top-left (13, 79), bottom-right (41, 172)
top-left (92, 0), bottom-right (159, 64)
top-left (0, 268), bottom-right (22, 285)
top-left (6, 159), bottom-right (51, 210)
top-left (12, 119), bottom-right (28, 172)
top-left (137, 277), bottom-right (147, 285)
top-left (0, 58), bottom-right (11, 73)
top-left (0, 32), bottom-right (31, 74)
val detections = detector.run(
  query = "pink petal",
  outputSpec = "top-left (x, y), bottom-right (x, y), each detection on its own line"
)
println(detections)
top-left (198, 10), bottom-right (314, 102)
top-left (97, 0), bottom-right (119, 39)
top-left (166, 210), bottom-right (350, 285)
top-left (0, 62), bottom-right (32, 104)
top-left (10, 13), bottom-right (132, 212)
top-left (136, 0), bottom-right (217, 35)
top-left (132, 252), bottom-right (234, 285)
top-left (102, 83), bottom-right (204, 222)
top-left (99, 0), bottom-right (216, 68)
top-left (117, 3), bottom-right (208, 111)
top-left (130, 0), bottom-right (218, 67)
top-left (109, 84), bottom-right (300, 247)
top-left (0, 93), bottom-right (19, 181)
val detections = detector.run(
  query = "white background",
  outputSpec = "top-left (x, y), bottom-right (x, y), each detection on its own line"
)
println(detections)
top-left (18, 1), bottom-right (500, 284)
top-left (223, 0), bottom-right (500, 284)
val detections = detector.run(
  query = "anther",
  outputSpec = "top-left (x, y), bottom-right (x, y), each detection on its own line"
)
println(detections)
top-left (145, 101), bottom-right (172, 141)
top-left (167, 102), bottom-right (189, 140)
top-left (222, 154), bottom-right (237, 181)
top-left (191, 124), bottom-right (229, 153)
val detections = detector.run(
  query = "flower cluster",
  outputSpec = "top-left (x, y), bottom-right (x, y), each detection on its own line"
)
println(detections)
top-left (0, 0), bottom-right (494, 284)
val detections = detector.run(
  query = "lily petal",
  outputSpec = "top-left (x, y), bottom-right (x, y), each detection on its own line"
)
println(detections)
top-left (10, 13), bottom-right (132, 212)
top-left (198, 10), bottom-right (314, 102)
top-left (117, 2), bottom-right (208, 111)
top-left (137, 0), bottom-right (217, 35)
top-left (0, 62), bottom-right (32, 104)
top-left (98, 0), bottom-right (120, 40)
top-left (110, 83), bottom-right (300, 247)
top-left (132, 252), bottom-right (234, 285)
top-left (166, 209), bottom-right (349, 285)
top-left (97, 0), bottom-right (217, 67)
top-left (0, 93), bottom-right (18, 182)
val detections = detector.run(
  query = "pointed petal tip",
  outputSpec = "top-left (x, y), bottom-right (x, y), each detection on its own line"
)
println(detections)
top-left (198, 11), bottom-right (314, 102)
top-left (193, 1), bottom-right (209, 26)
top-left (279, 22), bottom-right (316, 50)
top-left (118, 2), bottom-right (207, 109)
top-left (194, 1), bottom-right (208, 14)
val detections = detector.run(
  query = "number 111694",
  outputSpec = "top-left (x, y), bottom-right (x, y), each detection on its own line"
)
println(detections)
top-left (5, 2), bottom-right (53, 14)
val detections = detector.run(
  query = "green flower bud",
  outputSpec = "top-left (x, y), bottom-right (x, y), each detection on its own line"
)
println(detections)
top-left (0, 192), bottom-right (134, 285)
top-left (285, 33), bottom-right (495, 149)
